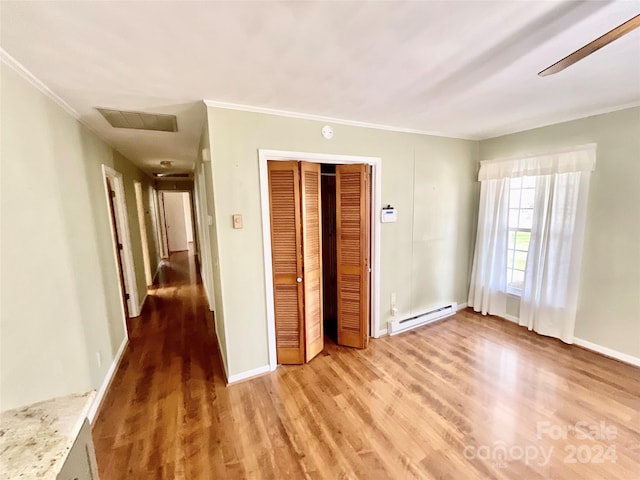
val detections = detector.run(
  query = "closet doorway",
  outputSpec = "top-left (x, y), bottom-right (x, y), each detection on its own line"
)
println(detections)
top-left (260, 150), bottom-right (382, 369)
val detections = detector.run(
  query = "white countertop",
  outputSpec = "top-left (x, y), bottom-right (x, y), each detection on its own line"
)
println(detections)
top-left (0, 391), bottom-right (96, 480)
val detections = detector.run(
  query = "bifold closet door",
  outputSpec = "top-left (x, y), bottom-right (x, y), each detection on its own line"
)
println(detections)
top-left (268, 161), bottom-right (324, 364)
top-left (336, 164), bottom-right (370, 349)
top-left (300, 162), bottom-right (324, 362)
top-left (268, 161), bottom-right (304, 364)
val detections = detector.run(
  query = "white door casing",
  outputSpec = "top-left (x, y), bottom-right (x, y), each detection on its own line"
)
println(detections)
top-left (102, 164), bottom-right (140, 320)
top-left (258, 149), bottom-right (382, 372)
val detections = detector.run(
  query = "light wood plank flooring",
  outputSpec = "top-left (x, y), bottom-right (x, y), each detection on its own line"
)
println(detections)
top-left (92, 252), bottom-right (640, 479)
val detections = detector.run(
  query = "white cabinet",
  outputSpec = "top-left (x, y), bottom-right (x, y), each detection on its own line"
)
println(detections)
top-left (57, 419), bottom-right (100, 480)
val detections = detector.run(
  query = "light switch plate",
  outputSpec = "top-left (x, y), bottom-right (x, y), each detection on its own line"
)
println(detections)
top-left (232, 214), bottom-right (243, 229)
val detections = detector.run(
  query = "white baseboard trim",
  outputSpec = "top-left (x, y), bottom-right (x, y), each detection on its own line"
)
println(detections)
top-left (87, 337), bottom-right (128, 423)
top-left (573, 337), bottom-right (640, 368)
top-left (137, 262), bottom-right (162, 315)
top-left (214, 328), bottom-right (229, 382)
top-left (152, 260), bottom-right (162, 283)
top-left (456, 302), bottom-right (468, 311)
top-left (375, 328), bottom-right (388, 338)
top-left (489, 311), bottom-right (639, 367)
top-left (202, 279), bottom-right (214, 312)
top-left (502, 314), bottom-right (519, 324)
top-left (138, 291), bottom-right (148, 314)
top-left (228, 365), bottom-right (271, 384)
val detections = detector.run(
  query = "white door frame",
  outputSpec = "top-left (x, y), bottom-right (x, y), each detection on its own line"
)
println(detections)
top-left (196, 163), bottom-right (216, 312)
top-left (151, 188), bottom-right (167, 259)
top-left (157, 191), bottom-right (169, 258)
top-left (102, 165), bottom-right (141, 319)
top-left (258, 149), bottom-right (382, 372)
top-left (148, 186), bottom-right (163, 265)
top-left (133, 181), bottom-right (153, 286)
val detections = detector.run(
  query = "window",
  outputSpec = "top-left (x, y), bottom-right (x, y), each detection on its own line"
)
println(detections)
top-left (507, 177), bottom-right (535, 294)
top-left (470, 144), bottom-right (595, 341)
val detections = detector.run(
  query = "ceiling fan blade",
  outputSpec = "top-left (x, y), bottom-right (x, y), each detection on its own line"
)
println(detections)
top-left (539, 13), bottom-right (640, 76)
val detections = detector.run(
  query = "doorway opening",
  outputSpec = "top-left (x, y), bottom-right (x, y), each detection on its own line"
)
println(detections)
top-left (102, 165), bottom-right (140, 321)
top-left (259, 150), bottom-right (382, 371)
top-left (320, 163), bottom-right (338, 344)
top-left (159, 191), bottom-right (196, 255)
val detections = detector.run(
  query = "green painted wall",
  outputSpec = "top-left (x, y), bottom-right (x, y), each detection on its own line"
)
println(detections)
top-left (1, 63), bottom-right (157, 410)
top-left (206, 107), bottom-right (479, 376)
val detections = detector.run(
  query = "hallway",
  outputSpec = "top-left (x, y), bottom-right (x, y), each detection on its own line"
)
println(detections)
top-left (92, 251), bottom-right (224, 479)
top-left (92, 252), bottom-right (640, 480)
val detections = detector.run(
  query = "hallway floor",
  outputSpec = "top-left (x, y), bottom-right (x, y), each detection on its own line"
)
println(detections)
top-left (92, 251), bottom-right (222, 479)
top-left (92, 252), bottom-right (640, 480)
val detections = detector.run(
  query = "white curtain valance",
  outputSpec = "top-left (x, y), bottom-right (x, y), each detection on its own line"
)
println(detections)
top-left (478, 144), bottom-right (596, 181)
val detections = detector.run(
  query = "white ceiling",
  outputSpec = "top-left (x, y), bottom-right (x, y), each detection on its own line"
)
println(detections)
top-left (1, 1), bottom-right (639, 174)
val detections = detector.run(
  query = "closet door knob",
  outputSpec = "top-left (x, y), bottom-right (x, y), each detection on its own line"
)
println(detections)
top-left (296, 277), bottom-right (303, 283)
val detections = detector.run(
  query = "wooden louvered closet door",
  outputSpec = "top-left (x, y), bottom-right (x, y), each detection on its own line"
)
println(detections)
top-left (336, 164), bottom-right (370, 349)
top-left (268, 161), bottom-right (304, 364)
top-left (300, 162), bottom-right (324, 362)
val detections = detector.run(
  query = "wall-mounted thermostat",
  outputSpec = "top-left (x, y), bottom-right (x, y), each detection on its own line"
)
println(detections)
top-left (381, 205), bottom-right (397, 223)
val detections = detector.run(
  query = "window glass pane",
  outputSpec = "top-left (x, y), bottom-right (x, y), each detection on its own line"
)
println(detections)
top-left (515, 231), bottom-right (530, 251)
top-left (512, 270), bottom-right (524, 289)
top-left (521, 188), bottom-right (535, 209)
top-left (519, 209), bottom-right (533, 229)
top-left (509, 190), bottom-right (521, 209)
top-left (514, 251), bottom-right (528, 270)
top-left (509, 209), bottom-right (520, 228)
top-left (506, 176), bottom-right (536, 294)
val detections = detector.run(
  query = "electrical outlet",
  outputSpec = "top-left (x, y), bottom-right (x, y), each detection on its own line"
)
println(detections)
top-left (96, 351), bottom-right (102, 368)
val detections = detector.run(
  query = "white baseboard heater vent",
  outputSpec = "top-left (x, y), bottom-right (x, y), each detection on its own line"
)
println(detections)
top-left (388, 303), bottom-right (458, 336)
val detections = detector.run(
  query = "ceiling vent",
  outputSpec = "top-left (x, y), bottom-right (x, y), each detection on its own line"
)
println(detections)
top-left (97, 108), bottom-right (178, 132)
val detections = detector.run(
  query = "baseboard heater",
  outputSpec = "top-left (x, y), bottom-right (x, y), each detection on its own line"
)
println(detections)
top-left (388, 303), bottom-right (458, 336)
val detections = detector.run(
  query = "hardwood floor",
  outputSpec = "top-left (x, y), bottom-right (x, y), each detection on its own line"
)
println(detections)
top-left (92, 252), bottom-right (640, 479)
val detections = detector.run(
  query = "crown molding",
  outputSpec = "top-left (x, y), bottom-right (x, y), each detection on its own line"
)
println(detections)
top-left (0, 48), bottom-right (160, 180)
top-left (4, 46), bottom-right (635, 148)
top-left (1, 47), bottom-right (80, 121)
top-left (478, 101), bottom-right (640, 141)
top-left (203, 99), bottom-right (477, 141)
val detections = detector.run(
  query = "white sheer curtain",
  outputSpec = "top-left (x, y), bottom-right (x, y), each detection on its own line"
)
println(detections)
top-left (467, 178), bottom-right (509, 317)
top-left (468, 144), bottom-right (596, 343)
top-left (519, 171), bottom-right (592, 343)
